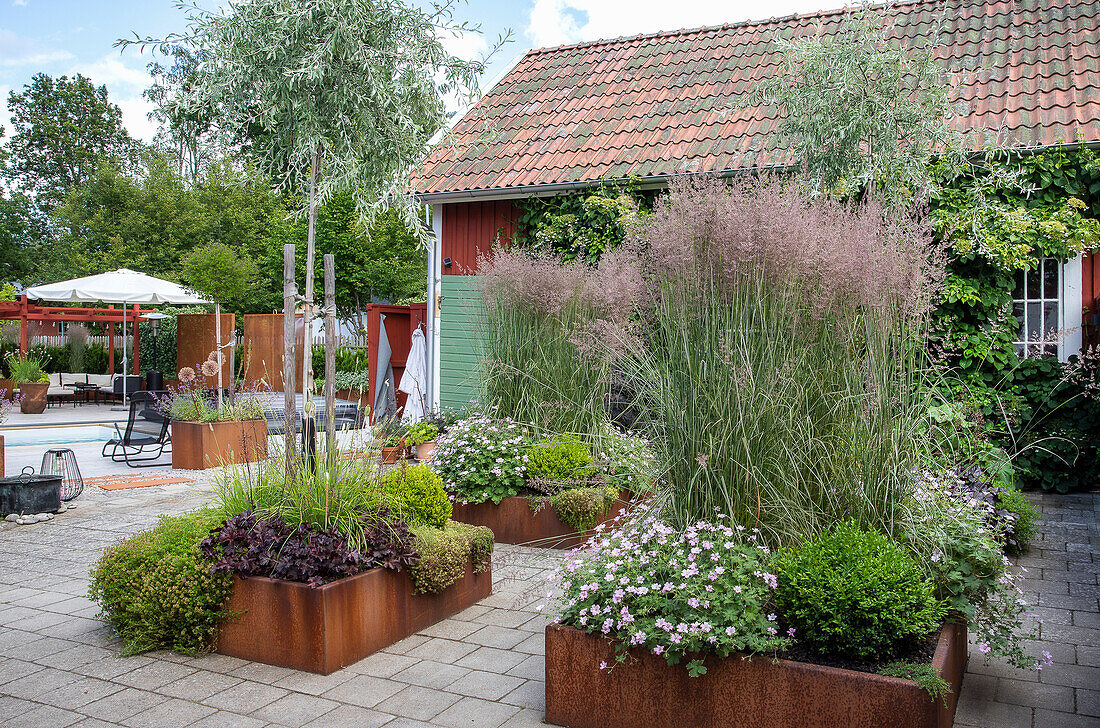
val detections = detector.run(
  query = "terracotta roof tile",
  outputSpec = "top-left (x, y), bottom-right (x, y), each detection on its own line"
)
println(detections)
top-left (412, 0), bottom-right (1100, 197)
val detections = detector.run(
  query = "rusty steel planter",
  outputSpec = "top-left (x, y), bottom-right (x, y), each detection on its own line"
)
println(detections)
top-left (18, 382), bottom-right (48, 414)
top-left (217, 559), bottom-right (492, 674)
top-left (545, 622), bottom-right (967, 728)
top-left (450, 492), bottom-right (632, 549)
top-left (171, 419), bottom-right (268, 470)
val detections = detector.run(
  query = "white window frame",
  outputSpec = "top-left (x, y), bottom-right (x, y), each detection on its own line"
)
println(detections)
top-left (1012, 255), bottom-right (1082, 362)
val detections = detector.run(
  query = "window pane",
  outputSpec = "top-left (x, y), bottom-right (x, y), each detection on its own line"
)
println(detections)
top-left (1015, 343), bottom-right (1026, 358)
top-left (1013, 301), bottom-right (1025, 338)
top-left (1028, 343), bottom-right (1044, 358)
top-left (1044, 260), bottom-right (1059, 299)
top-left (1013, 270), bottom-right (1025, 299)
top-left (1044, 301), bottom-right (1059, 338)
top-left (1027, 266), bottom-right (1040, 299)
top-left (1043, 344), bottom-right (1058, 357)
top-left (1027, 302), bottom-right (1041, 340)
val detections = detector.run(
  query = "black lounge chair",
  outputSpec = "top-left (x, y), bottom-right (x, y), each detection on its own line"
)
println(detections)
top-left (101, 392), bottom-right (172, 467)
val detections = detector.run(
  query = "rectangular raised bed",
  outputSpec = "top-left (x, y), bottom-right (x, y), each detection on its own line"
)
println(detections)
top-left (449, 492), bottom-right (633, 549)
top-left (217, 559), bottom-right (492, 674)
top-left (171, 419), bottom-right (268, 470)
top-left (545, 622), bottom-right (966, 728)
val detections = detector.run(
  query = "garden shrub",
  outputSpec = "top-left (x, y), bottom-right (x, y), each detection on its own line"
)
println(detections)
top-left (552, 512), bottom-right (790, 677)
top-left (996, 488), bottom-right (1038, 554)
top-left (405, 422), bottom-right (438, 445)
top-left (526, 438), bottom-right (596, 484)
top-left (879, 661), bottom-right (951, 705)
top-left (378, 463), bottom-right (452, 528)
top-left (408, 521), bottom-right (494, 594)
top-left (548, 485), bottom-right (618, 531)
top-left (89, 509), bottom-right (232, 655)
top-left (775, 522), bottom-right (945, 661)
top-left (431, 415), bottom-right (530, 504)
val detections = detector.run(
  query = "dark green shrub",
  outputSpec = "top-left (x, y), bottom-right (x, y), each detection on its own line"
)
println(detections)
top-left (775, 522), bottom-right (945, 661)
top-left (379, 463), bottom-right (452, 528)
top-left (548, 485), bottom-right (618, 531)
top-left (527, 438), bottom-right (595, 483)
top-left (409, 521), bottom-right (494, 594)
top-left (996, 488), bottom-right (1038, 554)
top-left (879, 661), bottom-right (951, 705)
top-left (89, 510), bottom-right (232, 655)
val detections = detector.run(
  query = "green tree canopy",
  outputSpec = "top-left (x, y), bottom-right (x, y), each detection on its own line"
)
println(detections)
top-left (4, 73), bottom-right (139, 209)
top-left (181, 240), bottom-right (259, 308)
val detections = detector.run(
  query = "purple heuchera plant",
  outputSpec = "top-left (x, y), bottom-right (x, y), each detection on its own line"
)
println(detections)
top-left (200, 510), bottom-right (417, 588)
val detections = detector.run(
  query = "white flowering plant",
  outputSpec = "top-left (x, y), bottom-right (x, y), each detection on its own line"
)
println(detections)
top-left (548, 510), bottom-right (791, 676)
top-left (594, 423), bottom-right (658, 493)
top-left (431, 415), bottom-right (530, 504)
top-left (902, 471), bottom-right (1049, 670)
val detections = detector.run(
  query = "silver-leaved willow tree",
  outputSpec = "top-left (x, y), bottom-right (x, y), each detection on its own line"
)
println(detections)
top-left (121, 0), bottom-right (506, 469)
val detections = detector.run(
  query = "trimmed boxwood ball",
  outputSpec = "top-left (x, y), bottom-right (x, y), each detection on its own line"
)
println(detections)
top-left (89, 509), bottom-right (233, 655)
top-left (548, 485), bottom-right (618, 531)
top-left (379, 463), bottom-right (452, 528)
top-left (527, 438), bottom-right (596, 482)
top-left (775, 521), bottom-right (945, 661)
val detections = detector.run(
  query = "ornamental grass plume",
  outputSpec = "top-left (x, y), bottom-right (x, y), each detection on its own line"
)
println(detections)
top-left (624, 175), bottom-right (946, 545)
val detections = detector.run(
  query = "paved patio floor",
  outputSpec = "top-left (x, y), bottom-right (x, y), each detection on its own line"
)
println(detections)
top-left (0, 481), bottom-right (1096, 728)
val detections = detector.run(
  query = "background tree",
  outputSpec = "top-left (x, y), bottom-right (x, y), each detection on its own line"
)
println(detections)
top-left (144, 46), bottom-right (222, 182)
top-left (0, 192), bottom-right (45, 283)
top-left (182, 241), bottom-right (260, 405)
top-left (4, 73), bottom-right (139, 210)
top-left (122, 0), bottom-right (505, 453)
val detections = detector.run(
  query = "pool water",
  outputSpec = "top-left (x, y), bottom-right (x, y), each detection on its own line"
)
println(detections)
top-left (0, 425), bottom-right (117, 448)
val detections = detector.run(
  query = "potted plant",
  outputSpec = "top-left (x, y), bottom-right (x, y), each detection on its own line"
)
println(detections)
top-left (7, 355), bottom-right (49, 415)
top-left (166, 364), bottom-right (269, 470)
top-left (406, 422), bottom-right (439, 461)
top-left (378, 420), bottom-right (409, 463)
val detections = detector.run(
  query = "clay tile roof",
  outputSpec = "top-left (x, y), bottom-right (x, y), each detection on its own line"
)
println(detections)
top-left (411, 0), bottom-right (1100, 199)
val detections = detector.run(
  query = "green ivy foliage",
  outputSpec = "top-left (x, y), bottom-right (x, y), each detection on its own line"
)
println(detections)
top-left (514, 180), bottom-right (652, 261)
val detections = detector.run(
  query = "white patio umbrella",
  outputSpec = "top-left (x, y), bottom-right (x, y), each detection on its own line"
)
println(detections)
top-left (24, 269), bottom-right (209, 406)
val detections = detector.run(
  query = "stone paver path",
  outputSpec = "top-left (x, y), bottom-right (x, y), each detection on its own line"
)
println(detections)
top-left (0, 483), bottom-right (1096, 728)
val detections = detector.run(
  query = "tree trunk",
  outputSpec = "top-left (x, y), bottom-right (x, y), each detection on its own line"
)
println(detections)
top-left (301, 149), bottom-right (319, 470)
top-left (324, 254), bottom-right (337, 476)
top-left (283, 243), bottom-right (298, 474)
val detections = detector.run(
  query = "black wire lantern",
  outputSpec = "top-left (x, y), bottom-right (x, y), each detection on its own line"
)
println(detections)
top-left (39, 448), bottom-right (84, 501)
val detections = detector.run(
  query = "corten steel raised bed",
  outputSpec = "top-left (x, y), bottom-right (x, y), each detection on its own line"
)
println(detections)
top-left (171, 419), bottom-right (268, 470)
top-left (545, 622), bottom-right (967, 728)
top-left (450, 492), bottom-right (633, 549)
top-left (217, 558), bottom-right (492, 675)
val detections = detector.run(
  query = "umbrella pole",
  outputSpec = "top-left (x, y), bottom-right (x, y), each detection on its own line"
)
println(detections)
top-left (112, 304), bottom-right (129, 411)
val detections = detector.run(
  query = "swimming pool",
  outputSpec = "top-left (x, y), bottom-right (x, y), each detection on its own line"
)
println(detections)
top-left (0, 425), bottom-right (117, 448)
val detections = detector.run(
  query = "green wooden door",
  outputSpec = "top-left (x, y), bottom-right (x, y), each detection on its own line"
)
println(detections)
top-left (439, 275), bottom-right (485, 411)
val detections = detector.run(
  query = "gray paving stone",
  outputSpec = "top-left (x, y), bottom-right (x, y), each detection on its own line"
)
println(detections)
top-left (954, 696), bottom-right (1032, 728)
top-left (445, 671), bottom-right (525, 701)
top-left (3, 703), bottom-right (83, 728)
top-left (404, 639), bottom-right (477, 665)
top-left (1039, 664), bottom-right (1100, 689)
top-left (82, 687), bottom-right (163, 722)
top-left (203, 681), bottom-right (290, 713)
top-left (417, 619), bottom-right (483, 640)
top-left (273, 669), bottom-right (357, 696)
top-left (112, 659), bottom-right (196, 690)
top-left (995, 677), bottom-right (1074, 711)
top-left (300, 703), bottom-right (393, 728)
top-left (499, 708), bottom-right (547, 728)
top-left (347, 651), bottom-right (418, 678)
top-left (374, 683), bottom-right (461, 720)
top-left (158, 670), bottom-right (243, 701)
top-left (121, 696), bottom-right (217, 728)
top-left (35, 675), bottom-right (124, 709)
top-left (189, 713), bottom-right (268, 728)
top-left (1032, 709), bottom-right (1099, 728)
top-left (391, 660), bottom-right (470, 689)
top-left (463, 626), bottom-right (528, 650)
top-left (1, 666), bottom-right (79, 699)
top-left (455, 647), bottom-right (530, 675)
top-left (321, 674), bottom-right (405, 708)
top-left (0, 658), bottom-right (45, 684)
top-left (504, 655), bottom-right (544, 681)
top-left (499, 680), bottom-right (543, 711)
top-left (248, 692), bottom-right (341, 727)
top-left (70, 719), bottom-right (125, 728)
top-left (432, 696), bottom-right (521, 728)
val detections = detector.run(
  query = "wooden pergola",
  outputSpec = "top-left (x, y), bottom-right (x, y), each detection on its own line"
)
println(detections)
top-left (0, 296), bottom-right (145, 374)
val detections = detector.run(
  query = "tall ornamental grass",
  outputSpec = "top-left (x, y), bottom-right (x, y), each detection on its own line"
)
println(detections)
top-left (477, 247), bottom-right (637, 438)
top-left (626, 177), bottom-right (944, 545)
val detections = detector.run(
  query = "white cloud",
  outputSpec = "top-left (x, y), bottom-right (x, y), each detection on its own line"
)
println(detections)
top-left (526, 0), bottom-right (836, 49)
top-left (69, 52), bottom-right (162, 143)
top-left (12, 0), bottom-right (28, 7)
top-left (438, 27), bottom-right (489, 62)
top-left (0, 28), bottom-right (74, 67)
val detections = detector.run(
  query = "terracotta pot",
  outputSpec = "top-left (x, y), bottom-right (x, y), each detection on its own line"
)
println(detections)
top-left (171, 419), bottom-right (269, 470)
top-left (0, 379), bottom-right (13, 398)
top-left (450, 490), bottom-right (633, 549)
top-left (18, 382), bottom-right (48, 415)
top-left (545, 622), bottom-right (967, 728)
top-left (414, 441), bottom-right (436, 461)
top-left (380, 446), bottom-right (404, 463)
top-left (218, 557), bottom-right (492, 674)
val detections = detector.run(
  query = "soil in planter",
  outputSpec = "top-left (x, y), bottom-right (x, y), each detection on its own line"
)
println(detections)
top-left (775, 629), bottom-right (939, 675)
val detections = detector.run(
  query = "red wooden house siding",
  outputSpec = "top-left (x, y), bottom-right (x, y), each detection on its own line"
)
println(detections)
top-left (441, 200), bottom-right (520, 274)
top-left (1084, 252), bottom-right (1100, 347)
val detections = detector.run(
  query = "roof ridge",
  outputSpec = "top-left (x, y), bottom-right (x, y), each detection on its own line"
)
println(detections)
top-left (522, 0), bottom-right (951, 58)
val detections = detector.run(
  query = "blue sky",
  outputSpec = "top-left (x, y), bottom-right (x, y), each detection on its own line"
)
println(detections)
top-left (1, 0), bottom-right (836, 142)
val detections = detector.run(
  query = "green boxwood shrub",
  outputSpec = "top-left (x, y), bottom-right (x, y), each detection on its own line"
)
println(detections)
top-left (379, 463), bottom-right (452, 528)
top-left (775, 522), bottom-right (945, 661)
top-left (996, 488), bottom-right (1038, 554)
top-left (527, 438), bottom-right (595, 483)
top-left (548, 485), bottom-right (618, 531)
top-left (89, 510), bottom-right (232, 655)
top-left (408, 521), bottom-right (494, 594)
